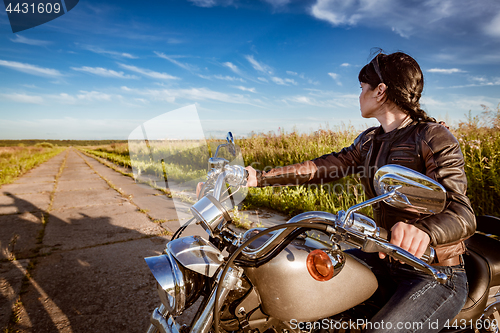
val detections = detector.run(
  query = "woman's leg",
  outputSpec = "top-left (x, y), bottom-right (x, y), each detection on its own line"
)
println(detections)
top-left (365, 264), bottom-right (468, 333)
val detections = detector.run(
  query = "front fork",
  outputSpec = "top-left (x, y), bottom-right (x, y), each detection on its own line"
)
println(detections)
top-left (147, 267), bottom-right (243, 333)
top-left (147, 304), bottom-right (174, 333)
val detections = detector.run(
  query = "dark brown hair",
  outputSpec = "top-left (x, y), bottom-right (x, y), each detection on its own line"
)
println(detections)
top-left (358, 52), bottom-right (435, 122)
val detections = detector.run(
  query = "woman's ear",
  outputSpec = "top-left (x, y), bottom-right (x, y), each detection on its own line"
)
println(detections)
top-left (375, 83), bottom-right (387, 102)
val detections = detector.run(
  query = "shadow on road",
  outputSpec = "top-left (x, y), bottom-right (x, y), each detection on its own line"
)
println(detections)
top-left (1, 192), bottom-right (165, 332)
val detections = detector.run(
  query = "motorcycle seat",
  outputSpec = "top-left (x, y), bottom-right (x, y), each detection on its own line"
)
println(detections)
top-left (451, 215), bottom-right (500, 324)
top-left (475, 215), bottom-right (500, 238)
top-left (450, 246), bottom-right (489, 323)
top-left (468, 215), bottom-right (500, 287)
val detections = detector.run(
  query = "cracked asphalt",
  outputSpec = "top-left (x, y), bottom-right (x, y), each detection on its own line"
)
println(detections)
top-left (0, 148), bottom-right (289, 332)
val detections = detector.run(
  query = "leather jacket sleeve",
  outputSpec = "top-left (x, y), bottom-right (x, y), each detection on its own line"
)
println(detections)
top-left (256, 130), bottom-right (368, 187)
top-left (411, 123), bottom-right (476, 248)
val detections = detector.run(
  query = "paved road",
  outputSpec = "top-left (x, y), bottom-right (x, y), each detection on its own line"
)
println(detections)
top-left (0, 148), bottom-right (289, 332)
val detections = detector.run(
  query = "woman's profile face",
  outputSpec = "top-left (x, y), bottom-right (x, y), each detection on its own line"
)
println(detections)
top-left (359, 82), bottom-right (379, 119)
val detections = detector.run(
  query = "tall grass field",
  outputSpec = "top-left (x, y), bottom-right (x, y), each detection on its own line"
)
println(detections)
top-left (0, 145), bottom-right (66, 185)
top-left (82, 110), bottom-right (500, 218)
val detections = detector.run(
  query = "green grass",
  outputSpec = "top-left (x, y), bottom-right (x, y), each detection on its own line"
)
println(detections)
top-left (80, 111), bottom-right (500, 218)
top-left (453, 107), bottom-right (500, 216)
top-left (81, 141), bottom-right (207, 184)
top-left (0, 146), bottom-right (66, 186)
top-left (239, 125), bottom-right (372, 217)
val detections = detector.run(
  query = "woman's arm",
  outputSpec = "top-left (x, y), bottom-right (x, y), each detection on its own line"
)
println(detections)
top-left (246, 128), bottom-right (372, 187)
top-left (412, 123), bottom-right (476, 247)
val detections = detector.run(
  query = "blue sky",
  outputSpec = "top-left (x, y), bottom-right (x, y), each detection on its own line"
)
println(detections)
top-left (0, 0), bottom-right (500, 139)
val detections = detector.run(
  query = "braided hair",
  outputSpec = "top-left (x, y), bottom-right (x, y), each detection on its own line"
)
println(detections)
top-left (358, 52), bottom-right (436, 123)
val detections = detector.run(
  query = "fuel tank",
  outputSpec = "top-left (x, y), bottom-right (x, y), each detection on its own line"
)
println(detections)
top-left (244, 236), bottom-right (378, 322)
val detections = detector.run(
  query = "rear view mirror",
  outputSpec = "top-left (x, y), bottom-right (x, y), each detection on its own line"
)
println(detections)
top-left (373, 165), bottom-right (446, 214)
top-left (226, 132), bottom-right (236, 156)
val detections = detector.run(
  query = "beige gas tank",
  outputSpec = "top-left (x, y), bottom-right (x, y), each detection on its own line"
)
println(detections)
top-left (244, 237), bottom-right (378, 322)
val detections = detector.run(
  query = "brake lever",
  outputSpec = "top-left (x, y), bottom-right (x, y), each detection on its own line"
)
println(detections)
top-left (362, 237), bottom-right (448, 284)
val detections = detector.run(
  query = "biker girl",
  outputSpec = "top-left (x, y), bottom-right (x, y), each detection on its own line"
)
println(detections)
top-left (245, 51), bottom-right (476, 333)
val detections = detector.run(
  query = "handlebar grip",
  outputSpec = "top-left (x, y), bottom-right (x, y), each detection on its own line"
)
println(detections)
top-left (378, 227), bottom-right (389, 240)
top-left (378, 228), bottom-right (435, 264)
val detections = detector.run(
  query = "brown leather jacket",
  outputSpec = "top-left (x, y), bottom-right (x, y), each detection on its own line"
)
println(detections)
top-left (256, 120), bottom-right (476, 263)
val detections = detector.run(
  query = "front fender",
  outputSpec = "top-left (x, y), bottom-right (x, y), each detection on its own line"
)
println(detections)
top-left (167, 235), bottom-right (223, 277)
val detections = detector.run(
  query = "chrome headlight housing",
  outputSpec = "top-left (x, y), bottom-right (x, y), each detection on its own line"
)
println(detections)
top-left (145, 251), bottom-right (203, 316)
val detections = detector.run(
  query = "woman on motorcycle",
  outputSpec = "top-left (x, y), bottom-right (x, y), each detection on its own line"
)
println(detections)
top-left (245, 51), bottom-right (475, 333)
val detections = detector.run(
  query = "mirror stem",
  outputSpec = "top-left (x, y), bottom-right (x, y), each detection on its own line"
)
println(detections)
top-left (341, 187), bottom-right (401, 225)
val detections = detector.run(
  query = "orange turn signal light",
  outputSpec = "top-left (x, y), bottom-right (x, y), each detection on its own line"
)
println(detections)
top-left (306, 249), bottom-right (334, 281)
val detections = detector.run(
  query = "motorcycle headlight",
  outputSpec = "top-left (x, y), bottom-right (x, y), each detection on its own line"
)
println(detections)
top-left (145, 252), bottom-right (203, 316)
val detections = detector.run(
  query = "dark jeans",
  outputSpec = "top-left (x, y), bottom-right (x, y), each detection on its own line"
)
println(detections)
top-left (347, 249), bottom-right (468, 333)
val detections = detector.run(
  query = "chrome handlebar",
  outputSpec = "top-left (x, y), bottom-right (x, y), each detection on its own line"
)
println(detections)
top-left (242, 211), bottom-right (339, 259)
top-left (239, 189), bottom-right (446, 284)
top-left (198, 167), bottom-right (447, 284)
top-left (362, 238), bottom-right (446, 283)
top-left (210, 165), bottom-right (247, 200)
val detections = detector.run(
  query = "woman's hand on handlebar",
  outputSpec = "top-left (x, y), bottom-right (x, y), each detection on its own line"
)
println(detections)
top-left (379, 222), bottom-right (431, 260)
top-left (245, 166), bottom-right (258, 187)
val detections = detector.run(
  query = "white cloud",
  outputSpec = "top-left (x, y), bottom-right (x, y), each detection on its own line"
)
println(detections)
top-left (0, 93), bottom-right (44, 104)
top-left (51, 93), bottom-right (77, 104)
top-left (155, 52), bottom-right (198, 72)
top-left (120, 86), bottom-right (264, 107)
top-left (188, 0), bottom-right (216, 7)
top-left (213, 75), bottom-right (245, 82)
top-left (341, 63), bottom-right (350, 67)
top-left (0, 117), bottom-right (146, 140)
top-left (283, 91), bottom-right (359, 109)
top-left (71, 66), bottom-right (138, 79)
top-left (440, 77), bottom-right (500, 89)
top-left (1, 89), bottom-right (131, 108)
top-left (469, 76), bottom-right (488, 83)
top-left (223, 62), bottom-right (242, 75)
top-left (270, 77), bottom-right (297, 86)
top-left (245, 55), bottom-right (273, 74)
top-left (0, 59), bottom-right (63, 77)
top-left (263, 0), bottom-right (290, 7)
top-left (10, 34), bottom-right (51, 46)
top-left (328, 72), bottom-right (342, 85)
top-left (81, 45), bottom-right (138, 59)
top-left (134, 98), bottom-right (149, 104)
top-left (271, 77), bottom-right (286, 85)
top-left (311, 0), bottom-right (363, 26)
top-left (76, 91), bottom-right (113, 101)
top-left (286, 70), bottom-right (298, 75)
top-left (118, 63), bottom-right (179, 80)
top-left (258, 77), bottom-right (269, 83)
top-left (287, 95), bottom-right (317, 106)
top-left (484, 12), bottom-right (500, 37)
top-left (234, 86), bottom-right (256, 93)
top-left (421, 94), bottom-right (500, 120)
top-left (309, 0), bottom-right (500, 39)
top-left (427, 68), bottom-right (466, 74)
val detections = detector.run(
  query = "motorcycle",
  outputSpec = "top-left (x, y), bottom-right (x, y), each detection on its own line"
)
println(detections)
top-left (143, 132), bottom-right (500, 333)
